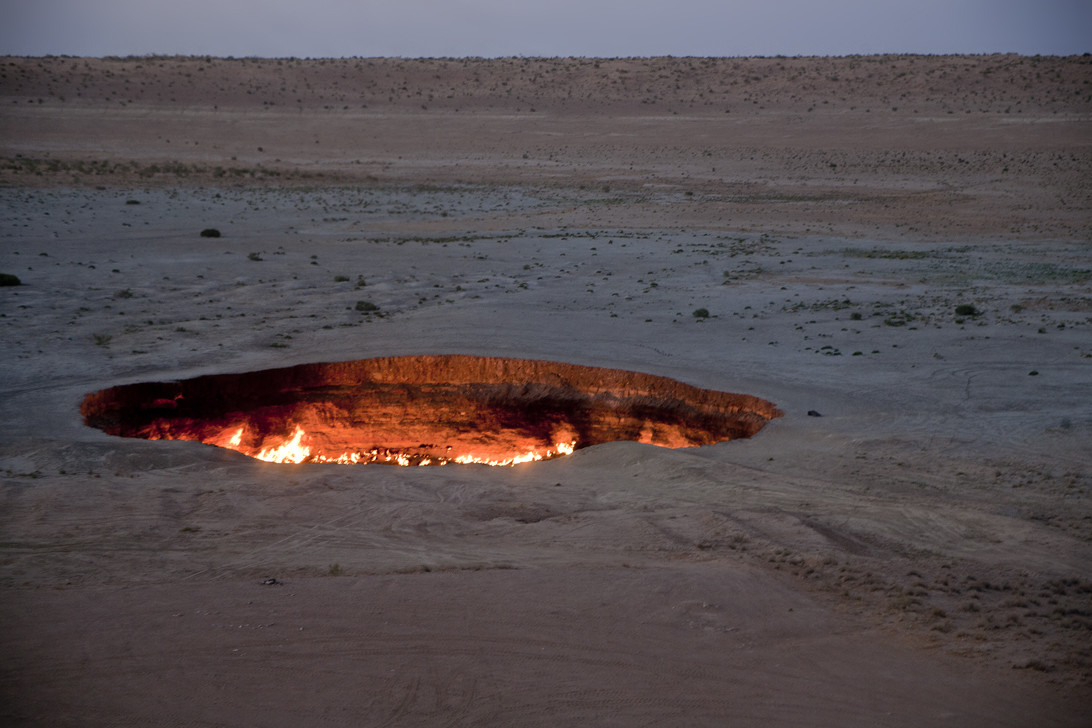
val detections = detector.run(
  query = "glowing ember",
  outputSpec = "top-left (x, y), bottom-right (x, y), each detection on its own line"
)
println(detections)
top-left (81, 355), bottom-right (782, 467)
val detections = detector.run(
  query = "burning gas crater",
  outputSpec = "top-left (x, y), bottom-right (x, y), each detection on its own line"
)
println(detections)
top-left (81, 355), bottom-right (782, 467)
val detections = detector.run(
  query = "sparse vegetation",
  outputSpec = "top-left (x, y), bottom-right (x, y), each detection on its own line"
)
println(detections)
top-left (842, 248), bottom-right (929, 260)
top-left (355, 300), bottom-right (379, 313)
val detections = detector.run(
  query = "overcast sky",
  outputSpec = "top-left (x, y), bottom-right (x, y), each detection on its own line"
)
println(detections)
top-left (1, 0), bottom-right (1088, 58)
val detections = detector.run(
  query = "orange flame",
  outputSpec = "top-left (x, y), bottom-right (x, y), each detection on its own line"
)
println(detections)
top-left (207, 423), bottom-right (576, 467)
top-left (452, 440), bottom-right (574, 466)
top-left (256, 425), bottom-right (311, 463)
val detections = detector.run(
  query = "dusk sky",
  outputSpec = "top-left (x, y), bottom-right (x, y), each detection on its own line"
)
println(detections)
top-left (1, 0), bottom-right (1088, 57)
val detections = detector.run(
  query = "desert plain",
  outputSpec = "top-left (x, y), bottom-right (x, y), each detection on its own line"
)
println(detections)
top-left (1, 54), bottom-right (1091, 726)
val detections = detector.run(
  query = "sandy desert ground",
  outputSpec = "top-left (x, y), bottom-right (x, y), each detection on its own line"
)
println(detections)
top-left (1, 54), bottom-right (1091, 726)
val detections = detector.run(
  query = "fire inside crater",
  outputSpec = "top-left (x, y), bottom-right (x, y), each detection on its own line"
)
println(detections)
top-left (81, 355), bottom-right (782, 466)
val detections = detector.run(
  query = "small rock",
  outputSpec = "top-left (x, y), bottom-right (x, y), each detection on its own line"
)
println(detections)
top-left (807, 410), bottom-right (822, 417)
top-left (261, 578), bottom-right (283, 586)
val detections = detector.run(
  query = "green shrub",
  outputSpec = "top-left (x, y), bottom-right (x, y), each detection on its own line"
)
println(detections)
top-left (0, 273), bottom-right (22, 286)
top-left (333, 275), bottom-right (350, 283)
top-left (955, 304), bottom-right (978, 317)
top-left (355, 300), bottom-right (379, 313)
top-left (200, 228), bottom-right (221, 238)
top-left (692, 308), bottom-right (710, 319)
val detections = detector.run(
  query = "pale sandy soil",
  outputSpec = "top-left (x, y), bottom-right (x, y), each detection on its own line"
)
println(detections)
top-left (0, 55), bottom-right (1090, 726)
